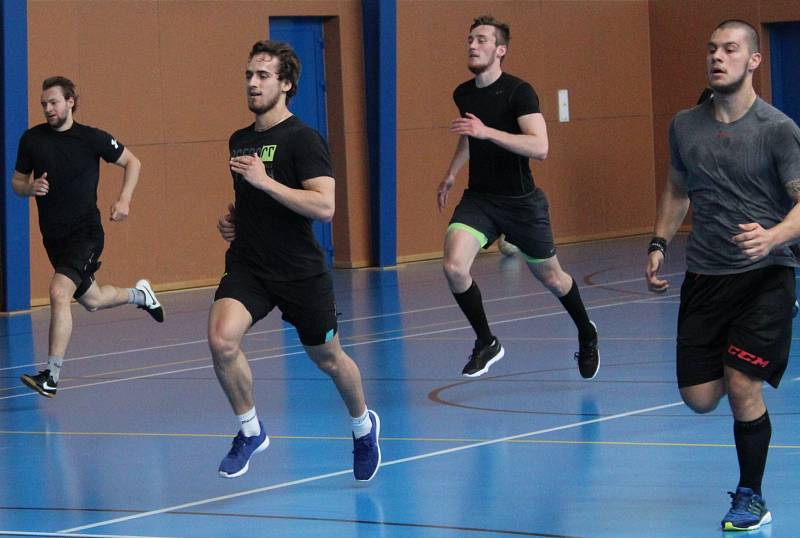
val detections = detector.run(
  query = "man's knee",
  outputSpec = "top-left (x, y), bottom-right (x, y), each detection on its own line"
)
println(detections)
top-left (682, 395), bottom-right (720, 414)
top-left (49, 280), bottom-right (74, 307)
top-left (442, 257), bottom-right (470, 283)
top-left (208, 328), bottom-right (240, 363)
top-left (680, 382), bottom-right (725, 414)
top-left (80, 295), bottom-right (102, 312)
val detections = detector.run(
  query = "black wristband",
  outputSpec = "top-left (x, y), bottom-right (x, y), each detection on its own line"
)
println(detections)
top-left (648, 236), bottom-right (668, 256)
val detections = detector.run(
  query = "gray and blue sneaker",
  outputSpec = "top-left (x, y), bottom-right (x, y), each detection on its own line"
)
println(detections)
top-left (721, 487), bottom-right (772, 531)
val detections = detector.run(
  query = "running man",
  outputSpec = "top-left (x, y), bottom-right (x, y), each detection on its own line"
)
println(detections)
top-left (12, 76), bottom-right (163, 398)
top-left (437, 15), bottom-right (599, 379)
top-left (646, 20), bottom-right (800, 531)
top-left (210, 40), bottom-right (380, 481)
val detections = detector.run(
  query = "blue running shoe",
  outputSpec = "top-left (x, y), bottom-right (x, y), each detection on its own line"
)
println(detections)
top-left (721, 487), bottom-right (772, 531)
top-left (218, 421), bottom-right (269, 478)
top-left (353, 410), bottom-right (381, 481)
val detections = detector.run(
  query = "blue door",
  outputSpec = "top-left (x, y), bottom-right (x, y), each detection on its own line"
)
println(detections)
top-left (770, 22), bottom-right (800, 124)
top-left (269, 17), bottom-right (333, 267)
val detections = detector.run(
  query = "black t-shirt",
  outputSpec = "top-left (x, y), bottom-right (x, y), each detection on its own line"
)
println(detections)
top-left (15, 122), bottom-right (125, 239)
top-left (227, 115), bottom-right (332, 281)
top-left (453, 72), bottom-right (541, 196)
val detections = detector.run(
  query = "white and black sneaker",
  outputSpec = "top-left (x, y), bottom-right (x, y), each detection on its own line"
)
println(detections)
top-left (575, 321), bottom-right (599, 379)
top-left (462, 337), bottom-right (505, 377)
top-left (135, 279), bottom-right (165, 323)
top-left (20, 369), bottom-right (58, 398)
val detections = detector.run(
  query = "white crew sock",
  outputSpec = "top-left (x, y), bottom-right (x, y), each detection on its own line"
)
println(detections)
top-left (351, 409), bottom-right (372, 439)
top-left (237, 407), bottom-right (261, 437)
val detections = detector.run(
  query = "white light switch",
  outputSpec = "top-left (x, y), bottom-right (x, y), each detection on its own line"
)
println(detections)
top-left (558, 89), bottom-right (569, 122)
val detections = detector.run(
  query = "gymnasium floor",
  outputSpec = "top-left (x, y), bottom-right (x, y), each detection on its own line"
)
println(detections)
top-left (1, 235), bottom-right (798, 537)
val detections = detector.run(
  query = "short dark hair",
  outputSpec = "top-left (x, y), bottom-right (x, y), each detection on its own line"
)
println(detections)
top-left (42, 76), bottom-right (79, 112)
top-left (249, 40), bottom-right (301, 103)
top-left (715, 19), bottom-right (760, 54)
top-left (470, 15), bottom-right (510, 47)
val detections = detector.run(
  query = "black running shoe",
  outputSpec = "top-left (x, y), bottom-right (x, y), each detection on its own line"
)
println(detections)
top-left (575, 321), bottom-right (599, 379)
top-left (135, 279), bottom-right (165, 323)
top-left (462, 337), bottom-right (504, 377)
top-left (20, 369), bottom-right (57, 398)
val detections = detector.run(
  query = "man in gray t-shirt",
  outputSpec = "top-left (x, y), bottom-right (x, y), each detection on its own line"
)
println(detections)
top-left (646, 20), bottom-right (800, 532)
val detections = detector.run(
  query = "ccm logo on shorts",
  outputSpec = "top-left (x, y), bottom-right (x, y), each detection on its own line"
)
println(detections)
top-left (727, 344), bottom-right (770, 368)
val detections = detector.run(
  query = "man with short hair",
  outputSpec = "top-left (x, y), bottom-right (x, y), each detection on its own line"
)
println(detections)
top-left (646, 20), bottom-right (800, 531)
top-left (437, 15), bottom-right (599, 379)
top-left (210, 40), bottom-right (380, 481)
top-left (11, 76), bottom-right (164, 398)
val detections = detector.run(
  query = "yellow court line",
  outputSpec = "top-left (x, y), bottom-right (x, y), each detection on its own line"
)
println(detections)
top-left (1, 430), bottom-right (799, 449)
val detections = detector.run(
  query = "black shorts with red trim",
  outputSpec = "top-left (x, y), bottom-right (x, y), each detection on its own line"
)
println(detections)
top-left (676, 265), bottom-right (795, 388)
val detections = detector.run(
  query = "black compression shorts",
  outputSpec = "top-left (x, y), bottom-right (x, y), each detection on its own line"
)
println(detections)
top-left (448, 188), bottom-right (555, 260)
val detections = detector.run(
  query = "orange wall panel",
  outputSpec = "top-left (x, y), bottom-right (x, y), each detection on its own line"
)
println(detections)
top-left (25, 0), bottom-right (370, 303)
top-left (397, 2), bottom-right (655, 260)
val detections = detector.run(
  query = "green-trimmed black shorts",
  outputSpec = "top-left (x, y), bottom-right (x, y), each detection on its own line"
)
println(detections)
top-left (448, 188), bottom-right (555, 260)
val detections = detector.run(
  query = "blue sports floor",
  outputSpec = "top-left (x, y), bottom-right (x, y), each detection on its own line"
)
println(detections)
top-left (1, 235), bottom-right (798, 537)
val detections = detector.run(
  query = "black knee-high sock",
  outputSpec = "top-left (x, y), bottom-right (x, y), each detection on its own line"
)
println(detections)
top-left (734, 411), bottom-right (771, 495)
top-left (557, 279), bottom-right (594, 341)
top-left (453, 281), bottom-right (493, 346)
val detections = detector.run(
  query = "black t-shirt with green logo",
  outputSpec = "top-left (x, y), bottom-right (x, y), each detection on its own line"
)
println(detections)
top-left (227, 115), bottom-right (332, 281)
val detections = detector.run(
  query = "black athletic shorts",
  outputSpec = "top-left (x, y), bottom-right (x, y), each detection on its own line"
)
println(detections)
top-left (676, 265), bottom-right (795, 388)
top-left (214, 258), bottom-right (338, 346)
top-left (448, 188), bottom-right (556, 260)
top-left (42, 224), bottom-right (104, 299)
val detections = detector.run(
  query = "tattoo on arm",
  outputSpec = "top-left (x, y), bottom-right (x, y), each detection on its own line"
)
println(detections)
top-left (786, 178), bottom-right (800, 198)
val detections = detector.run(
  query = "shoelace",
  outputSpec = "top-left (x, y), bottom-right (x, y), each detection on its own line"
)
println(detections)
top-left (228, 432), bottom-right (247, 454)
top-left (728, 491), bottom-right (757, 513)
top-left (352, 436), bottom-right (374, 459)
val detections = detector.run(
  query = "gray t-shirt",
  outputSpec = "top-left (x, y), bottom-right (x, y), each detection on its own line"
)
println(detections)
top-left (669, 97), bottom-right (800, 274)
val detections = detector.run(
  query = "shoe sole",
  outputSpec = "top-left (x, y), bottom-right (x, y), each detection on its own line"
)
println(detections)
top-left (20, 375), bottom-right (56, 398)
top-left (462, 347), bottom-right (505, 378)
top-left (722, 510), bottom-right (772, 531)
top-left (218, 436), bottom-right (270, 479)
top-left (355, 410), bottom-right (381, 482)
top-left (580, 321), bottom-right (599, 380)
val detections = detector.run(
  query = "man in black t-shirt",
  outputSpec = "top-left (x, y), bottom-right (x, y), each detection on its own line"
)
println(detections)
top-left (210, 41), bottom-right (380, 482)
top-left (11, 76), bottom-right (164, 398)
top-left (437, 16), bottom-right (599, 379)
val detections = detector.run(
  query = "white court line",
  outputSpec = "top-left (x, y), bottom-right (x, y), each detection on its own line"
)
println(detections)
top-left (0, 291), bottom-right (680, 402)
top-left (0, 271), bottom-right (684, 373)
top-left (59, 400), bottom-right (685, 534)
top-left (0, 531), bottom-right (169, 538)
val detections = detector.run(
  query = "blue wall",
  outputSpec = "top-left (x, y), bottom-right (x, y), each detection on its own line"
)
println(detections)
top-left (1, 0), bottom-right (31, 312)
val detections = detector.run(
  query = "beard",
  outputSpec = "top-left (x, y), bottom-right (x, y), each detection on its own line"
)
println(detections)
top-left (468, 64), bottom-right (487, 75)
top-left (709, 70), bottom-right (747, 95)
top-left (248, 92), bottom-right (280, 115)
top-left (467, 58), bottom-right (491, 75)
top-left (47, 113), bottom-right (68, 129)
